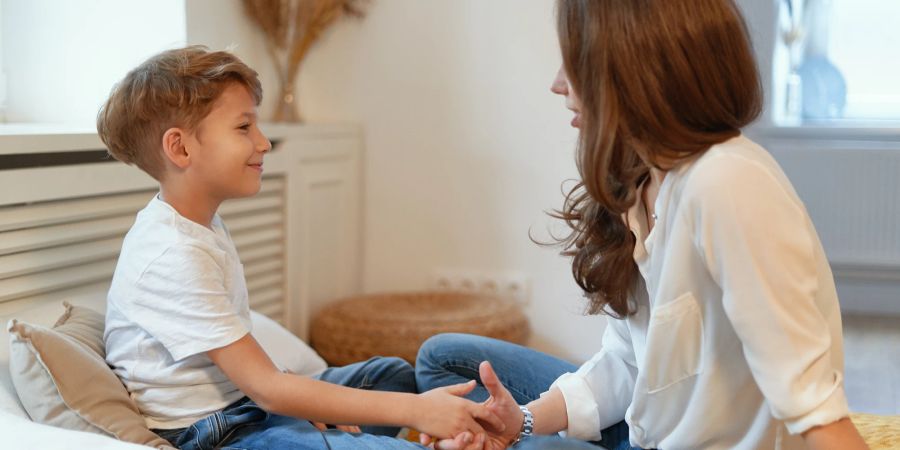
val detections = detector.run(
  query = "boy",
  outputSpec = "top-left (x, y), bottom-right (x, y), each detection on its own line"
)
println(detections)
top-left (98, 46), bottom-right (498, 450)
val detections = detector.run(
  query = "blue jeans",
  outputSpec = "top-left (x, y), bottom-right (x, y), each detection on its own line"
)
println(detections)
top-left (154, 356), bottom-right (425, 449)
top-left (416, 333), bottom-right (644, 450)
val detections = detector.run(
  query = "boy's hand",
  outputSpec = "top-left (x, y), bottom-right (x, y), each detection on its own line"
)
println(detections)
top-left (421, 431), bottom-right (486, 450)
top-left (412, 380), bottom-right (506, 442)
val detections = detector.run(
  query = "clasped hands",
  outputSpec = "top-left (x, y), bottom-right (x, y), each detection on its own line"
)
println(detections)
top-left (419, 361), bottom-right (525, 450)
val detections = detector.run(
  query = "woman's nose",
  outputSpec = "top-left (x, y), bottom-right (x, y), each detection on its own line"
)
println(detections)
top-left (550, 67), bottom-right (569, 96)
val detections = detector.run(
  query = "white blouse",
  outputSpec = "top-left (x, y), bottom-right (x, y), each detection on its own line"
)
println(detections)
top-left (551, 135), bottom-right (849, 450)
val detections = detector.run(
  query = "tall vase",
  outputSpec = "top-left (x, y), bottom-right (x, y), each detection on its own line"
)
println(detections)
top-left (273, 80), bottom-right (302, 123)
top-left (798, 0), bottom-right (845, 120)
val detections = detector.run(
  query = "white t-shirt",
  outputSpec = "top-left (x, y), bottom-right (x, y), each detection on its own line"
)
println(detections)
top-left (105, 195), bottom-right (252, 430)
top-left (552, 135), bottom-right (849, 449)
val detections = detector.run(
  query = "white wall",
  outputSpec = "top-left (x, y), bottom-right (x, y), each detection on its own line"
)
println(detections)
top-left (1, 0), bottom-right (186, 125)
top-left (287, 0), bottom-right (785, 363)
top-left (298, 0), bottom-right (900, 359)
top-left (736, 0), bottom-right (777, 126)
top-left (294, 0), bottom-right (607, 362)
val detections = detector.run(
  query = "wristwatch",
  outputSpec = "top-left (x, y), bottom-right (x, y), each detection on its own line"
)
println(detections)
top-left (513, 405), bottom-right (534, 445)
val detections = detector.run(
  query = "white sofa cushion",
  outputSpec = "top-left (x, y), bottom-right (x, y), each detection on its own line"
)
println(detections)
top-left (0, 408), bottom-right (151, 450)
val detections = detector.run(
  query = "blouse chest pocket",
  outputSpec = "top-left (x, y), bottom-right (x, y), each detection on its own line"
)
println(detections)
top-left (644, 292), bottom-right (704, 393)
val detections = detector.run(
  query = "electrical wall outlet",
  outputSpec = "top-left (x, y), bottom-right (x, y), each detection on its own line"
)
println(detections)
top-left (430, 268), bottom-right (531, 305)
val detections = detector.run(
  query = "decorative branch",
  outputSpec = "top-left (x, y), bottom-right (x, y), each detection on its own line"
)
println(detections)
top-left (241, 0), bottom-right (370, 122)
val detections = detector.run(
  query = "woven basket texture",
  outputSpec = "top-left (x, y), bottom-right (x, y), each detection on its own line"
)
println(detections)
top-left (310, 292), bottom-right (530, 366)
top-left (851, 413), bottom-right (900, 450)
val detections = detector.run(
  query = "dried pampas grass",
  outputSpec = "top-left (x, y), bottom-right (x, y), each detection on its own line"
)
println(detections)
top-left (242, 0), bottom-right (370, 121)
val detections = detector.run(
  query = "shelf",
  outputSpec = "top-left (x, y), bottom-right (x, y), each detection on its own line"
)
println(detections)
top-left (747, 122), bottom-right (900, 143)
top-left (0, 122), bottom-right (361, 155)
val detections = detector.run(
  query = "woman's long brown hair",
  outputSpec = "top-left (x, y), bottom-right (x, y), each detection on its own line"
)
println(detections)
top-left (552, 0), bottom-right (762, 317)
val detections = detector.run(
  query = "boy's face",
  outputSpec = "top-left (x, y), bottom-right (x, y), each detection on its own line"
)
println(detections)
top-left (185, 83), bottom-right (271, 201)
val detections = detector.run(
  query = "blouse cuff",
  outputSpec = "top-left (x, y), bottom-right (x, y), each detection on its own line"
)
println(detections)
top-left (784, 383), bottom-right (850, 435)
top-left (550, 372), bottom-right (603, 441)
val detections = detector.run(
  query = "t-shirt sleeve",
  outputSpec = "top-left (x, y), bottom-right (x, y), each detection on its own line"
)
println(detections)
top-left (120, 244), bottom-right (250, 362)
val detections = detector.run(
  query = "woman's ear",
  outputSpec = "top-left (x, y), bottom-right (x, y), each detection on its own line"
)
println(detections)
top-left (161, 127), bottom-right (191, 169)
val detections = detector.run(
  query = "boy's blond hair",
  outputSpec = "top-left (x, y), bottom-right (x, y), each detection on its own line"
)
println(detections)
top-left (97, 46), bottom-right (263, 181)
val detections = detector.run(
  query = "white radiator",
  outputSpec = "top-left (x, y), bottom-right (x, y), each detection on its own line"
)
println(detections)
top-left (0, 176), bottom-right (288, 324)
top-left (771, 145), bottom-right (900, 270)
top-left (754, 128), bottom-right (900, 314)
top-left (0, 124), bottom-right (364, 335)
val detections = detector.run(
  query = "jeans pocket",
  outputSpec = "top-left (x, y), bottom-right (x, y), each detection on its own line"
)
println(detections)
top-left (213, 400), bottom-right (270, 448)
top-left (644, 292), bottom-right (704, 393)
top-left (171, 424), bottom-right (201, 450)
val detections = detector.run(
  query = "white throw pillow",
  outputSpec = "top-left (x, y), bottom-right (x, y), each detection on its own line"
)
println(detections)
top-left (0, 301), bottom-right (82, 418)
top-left (7, 304), bottom-right (175, 448)
top-left (250, 311), bottom-right (327, 377)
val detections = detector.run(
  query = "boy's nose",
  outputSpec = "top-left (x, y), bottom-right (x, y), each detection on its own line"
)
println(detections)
top-left (257, 136), bottom-right (272, 153)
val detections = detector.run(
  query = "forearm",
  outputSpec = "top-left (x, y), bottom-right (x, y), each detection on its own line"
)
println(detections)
top-left (802, 417), bottom-right (869, 450)
top-left (256, 371), bottom-right (419, 427)
top-left (525, 388), bottom-right (569, 435)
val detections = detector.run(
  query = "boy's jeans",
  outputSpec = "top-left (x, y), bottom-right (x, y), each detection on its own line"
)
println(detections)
top-left (415, 333), bottom-right (646, 450)
top-left (154, 356), bottom-right (426, 449)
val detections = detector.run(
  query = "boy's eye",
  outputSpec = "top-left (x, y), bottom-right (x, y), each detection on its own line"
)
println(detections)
top-left (238, 123), bottom-right (251, 130)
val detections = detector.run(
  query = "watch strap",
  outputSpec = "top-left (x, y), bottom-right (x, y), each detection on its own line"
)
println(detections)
top-left (513, 405), bottom-right (534, 444)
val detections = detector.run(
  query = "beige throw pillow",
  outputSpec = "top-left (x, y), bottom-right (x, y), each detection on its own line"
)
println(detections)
top-left (7, 302), bottom-right (174, 449)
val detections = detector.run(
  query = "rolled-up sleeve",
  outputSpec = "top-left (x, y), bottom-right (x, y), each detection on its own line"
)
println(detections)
top-left (690, 154), bottom-right (849, 434)
top-left (550, 317), bottom-right (638, 441)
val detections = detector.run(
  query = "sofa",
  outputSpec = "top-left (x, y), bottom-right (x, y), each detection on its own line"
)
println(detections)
top-left (0, 294), bottom-right (327, 449)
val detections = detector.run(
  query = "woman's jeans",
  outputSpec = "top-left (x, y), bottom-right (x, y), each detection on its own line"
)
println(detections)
top-left (153, 356), bottom-right (426, 450)
top-left (416, 333), bottom-right (643, 450)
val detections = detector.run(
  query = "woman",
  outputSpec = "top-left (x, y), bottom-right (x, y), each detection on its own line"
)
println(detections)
top-left (416, 0), bottom-right (868, 449)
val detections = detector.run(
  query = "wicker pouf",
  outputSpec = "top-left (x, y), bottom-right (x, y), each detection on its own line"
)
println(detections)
top-left (310, 292), bottom-right (530, 366)
top-left (851, 413), bottom-right (900, 450)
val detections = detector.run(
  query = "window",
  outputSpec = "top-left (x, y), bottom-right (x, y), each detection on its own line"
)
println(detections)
top-left (0, 1), bottom-right (6, 123)
top-left (0, 0), bottom-right (186, 125)
top-left (773, 0), bottom-right (900, 125)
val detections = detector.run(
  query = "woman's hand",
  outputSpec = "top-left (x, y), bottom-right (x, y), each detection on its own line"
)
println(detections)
top-left (423, 361), bottom-right (525, 450)
top-left (412, 380), bottom-right (506, 441)
top-left (478, 361), bottom-right (525, 449)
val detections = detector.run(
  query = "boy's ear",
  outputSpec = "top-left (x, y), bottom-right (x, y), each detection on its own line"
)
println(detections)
top-left (161, 127), bottom-right (191, 169)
